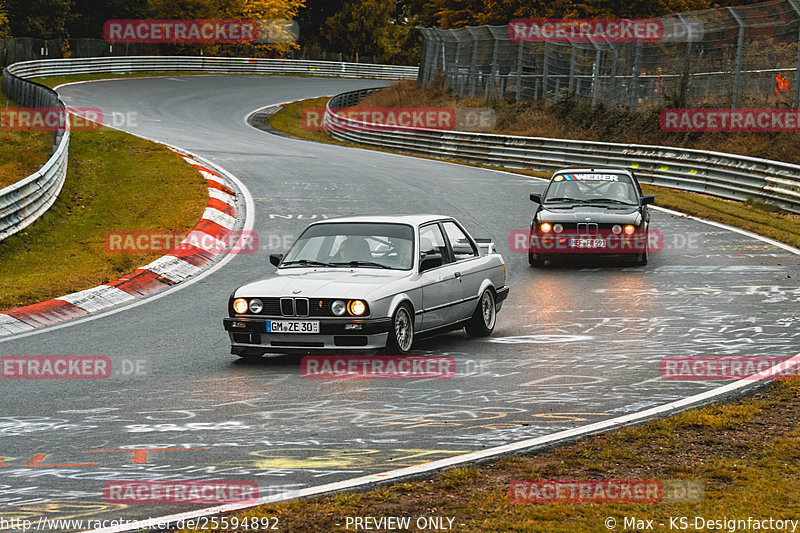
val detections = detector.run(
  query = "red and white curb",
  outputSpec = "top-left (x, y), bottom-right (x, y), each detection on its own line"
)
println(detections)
top-left (0, 151), bottom-right (240, 337)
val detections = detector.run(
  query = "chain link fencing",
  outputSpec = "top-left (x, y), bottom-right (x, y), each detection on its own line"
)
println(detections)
top-left (418, 0), bottom-right (800, 110)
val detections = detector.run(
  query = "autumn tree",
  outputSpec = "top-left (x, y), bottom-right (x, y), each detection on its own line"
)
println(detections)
top-left (6, 0), bottom-right (72, 39)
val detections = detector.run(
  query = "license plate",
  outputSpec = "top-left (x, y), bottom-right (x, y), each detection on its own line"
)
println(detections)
top-left (266, 320), bottom-right (320, 334)
top-left (569, 238), bottom-right (606, 248)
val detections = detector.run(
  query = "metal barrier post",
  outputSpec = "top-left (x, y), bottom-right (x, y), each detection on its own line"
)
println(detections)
top-left (728, 7), bottom-right (745, 109)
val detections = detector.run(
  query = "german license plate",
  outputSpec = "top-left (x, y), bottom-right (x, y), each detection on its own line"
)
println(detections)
top-left (266, 320), bottom-right (320, 333)
top-left (569, 238), bottom-right (606, 248)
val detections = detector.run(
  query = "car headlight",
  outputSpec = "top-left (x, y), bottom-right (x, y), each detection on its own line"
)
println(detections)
top-left (233, 298), bottom-right (248, 314)
top-left (612, 225), bottom-right (622, 234)
top-left (249, 298), bottom-right (263, 314)
top-left (331, 300), bottom-right (347, 316)
top-left (540, 222), bottom-right (552, 233)
top-left (348, 300), bottom-right (366, 316)
top-left (553, 223), bottom-right (563, 234)
top-left (624, 225), bottom-right (636, 235)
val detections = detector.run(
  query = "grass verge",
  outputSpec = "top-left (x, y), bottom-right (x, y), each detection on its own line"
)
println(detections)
top-left (177, 379), bottom-right (800, 532)
top-left (0, 89), bottom-right (54, 189)
top-left (0, 126), bottom-right (207, 311)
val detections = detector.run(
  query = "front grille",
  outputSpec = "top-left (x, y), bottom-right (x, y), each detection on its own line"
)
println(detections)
top-left (577, 223), bottom-right (599, 236)
top-left (280, 298), bottom-right (294, 315)
top-left (295, 298), bottom-right (309, 316)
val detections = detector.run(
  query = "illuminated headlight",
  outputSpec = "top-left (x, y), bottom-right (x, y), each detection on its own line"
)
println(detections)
top-left (331, 300), bottom-right (347, 316)
top-left (624, 225), bottom-right (636, 235)
top-left (348, 300), bottom-right (367, 316)
top-left (612, 225), bottom-right (622, 234)
top-left (553, 223), bottom-right (563, 233)
top-left (249, 298), bottom-right (263, 314)
top-left (540, 222), bottom-right (552, 233)
top-left (233, 298), bottom-right (248, 314)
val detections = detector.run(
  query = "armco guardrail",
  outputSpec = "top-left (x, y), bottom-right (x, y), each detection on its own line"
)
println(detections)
top-left (6, 56), bottom-right (418, 80)
top-left (0, 56), bottom-right (417, 243)
top-left (0, 69), bottom-right (70, 242)
top-left (324, 89), bottom-right (800, 214)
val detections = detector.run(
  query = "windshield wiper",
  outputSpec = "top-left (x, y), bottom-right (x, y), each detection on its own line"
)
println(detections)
top-left (583, 198), bottom-right (636, 205)
top-left (282, 259), bottom-right (336, 267)
top-left (544, 197), bottom-right (582, 203)
top-left (332, 261), bottom-right (392, 269)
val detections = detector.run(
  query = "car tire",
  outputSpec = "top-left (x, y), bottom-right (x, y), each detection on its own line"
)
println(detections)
top-left (528, 251), bottom-right (545, 267)
top-left (386, 303), bottom-right (414, 354)
top-left (635, 250), bottom-right (648, 266)
top-left (465, 288), bottom-right (497, 337)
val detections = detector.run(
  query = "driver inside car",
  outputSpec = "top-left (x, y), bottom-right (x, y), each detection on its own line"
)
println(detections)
top-left (333, 236), bottom-right (373, 263)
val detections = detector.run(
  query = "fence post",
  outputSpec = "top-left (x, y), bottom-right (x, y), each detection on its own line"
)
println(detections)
top-left (568, 39), bottom-right (576, 95)
top-left (467, 27), bottom-right (479, 97)
top-left (451, 29), bottom-right (462, 95)
top-left (630, 41), bottom-right (643, 111)
top-left (488, 26), bottom-right (503, 102)
top-left (728, 7), bottom-right (745, 109)
top-left (541, 42), bottom-right (550, 99)
top-left (677, 14), bottom-right (695, 107)
top-left (591, 45), bottom-right (602, 107)
top-left (516, 40), bottom-right (524, 101)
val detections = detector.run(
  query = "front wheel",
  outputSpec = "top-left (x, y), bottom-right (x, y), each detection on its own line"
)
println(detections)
top-left (465, 288), bottom-right (496, 337)
top-left (386, 303), bottom-right (414, 354)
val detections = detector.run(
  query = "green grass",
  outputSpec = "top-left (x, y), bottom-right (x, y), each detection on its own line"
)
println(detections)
top-left (0, 89), bottom-right (53, 188)
top-left (0, 127), bottom-right (207, 310)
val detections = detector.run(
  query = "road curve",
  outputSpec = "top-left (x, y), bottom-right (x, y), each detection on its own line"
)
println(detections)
top-left (0, 75), bottom-right (798, 530)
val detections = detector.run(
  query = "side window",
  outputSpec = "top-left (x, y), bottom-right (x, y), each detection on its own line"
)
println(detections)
top-left (442, 221), bottom-right (478, 260)
top-left (419, 224), bottom-right (450, 264)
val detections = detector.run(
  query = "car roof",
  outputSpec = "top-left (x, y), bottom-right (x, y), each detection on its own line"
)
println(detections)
top-left (309, 214), bottom-right (454, 227)
top-left (552, 168), bottom-right (635, 177)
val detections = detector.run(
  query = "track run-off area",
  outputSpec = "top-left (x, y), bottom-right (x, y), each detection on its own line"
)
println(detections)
top-left (0, 75), bottom-right (798, 531)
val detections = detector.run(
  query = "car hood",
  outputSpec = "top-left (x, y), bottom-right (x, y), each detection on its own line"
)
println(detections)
top-left (537, 205), bottom-right (641, 223)
top-left (234, 268), bottom-right (411, 299)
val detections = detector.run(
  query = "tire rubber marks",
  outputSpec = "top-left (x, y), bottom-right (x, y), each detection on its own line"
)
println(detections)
top-left (0, 152), bottom-right (238, 335)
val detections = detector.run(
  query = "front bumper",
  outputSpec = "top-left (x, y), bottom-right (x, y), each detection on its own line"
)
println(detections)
top-left (223, 316), bottom-right (393, 355)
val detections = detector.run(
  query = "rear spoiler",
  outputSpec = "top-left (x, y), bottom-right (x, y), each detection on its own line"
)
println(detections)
top-left (474, 238), bottom-right (496, 255)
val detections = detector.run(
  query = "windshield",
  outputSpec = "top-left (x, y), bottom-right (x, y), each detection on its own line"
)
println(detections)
top-left (543, 173), bottom-right (638, 205)
top-left (281, 222), bottom-right (415, 270)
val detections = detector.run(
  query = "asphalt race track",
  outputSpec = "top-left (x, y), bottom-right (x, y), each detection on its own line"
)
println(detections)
top-left (0, 75), bottom-right (799, 530)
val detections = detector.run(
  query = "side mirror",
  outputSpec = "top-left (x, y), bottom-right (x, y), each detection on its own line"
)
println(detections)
top-left (641, 195), bottom-right (655, 205)
top-left (530, 193), bottom-right (542, 203)
top-left (269, 253), bottom-right (283, 267)
top-left (419, 253), bottom-right (443, 272)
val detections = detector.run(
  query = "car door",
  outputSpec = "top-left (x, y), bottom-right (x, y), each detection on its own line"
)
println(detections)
top-left (418, 222), bottom-right (462, 330)
top-left (441, 220), bottom-right (482, 320)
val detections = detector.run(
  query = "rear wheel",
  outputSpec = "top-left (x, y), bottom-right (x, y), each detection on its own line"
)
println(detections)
top-left (465, 288), bottom-right (496, 337)
top-left (386, 303), bottom-right (414, 354)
